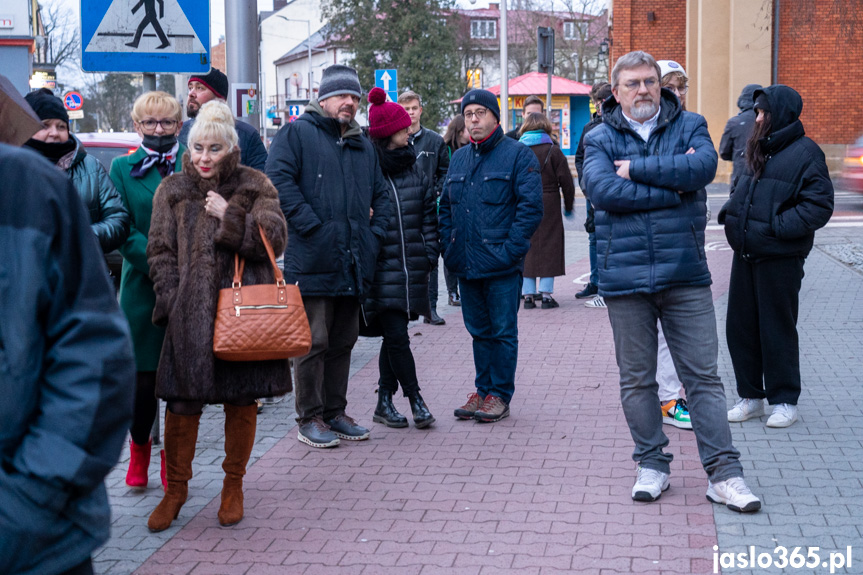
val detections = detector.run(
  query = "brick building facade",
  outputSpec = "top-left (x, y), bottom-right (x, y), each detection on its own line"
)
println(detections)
top-left (609, 0), bottom-right (686, 72)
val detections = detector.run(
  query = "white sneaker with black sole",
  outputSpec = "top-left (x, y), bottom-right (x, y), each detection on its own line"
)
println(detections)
top-left (706, 476), bottom-right (761, 513)
top-left (766, 403), bottom-right (798, 428)
top-left (632, 465), bottom-right (670, 502)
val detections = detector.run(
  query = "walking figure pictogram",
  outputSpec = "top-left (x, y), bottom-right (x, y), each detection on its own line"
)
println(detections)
top-left (125, 0), bottom-right (170, 49)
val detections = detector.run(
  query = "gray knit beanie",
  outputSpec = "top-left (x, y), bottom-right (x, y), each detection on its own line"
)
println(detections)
top-left (318, 65), bottom-right (363, 101)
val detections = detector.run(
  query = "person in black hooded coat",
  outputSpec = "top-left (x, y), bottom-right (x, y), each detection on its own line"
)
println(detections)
top-left (719, 83), bottom-right (762, 189)
top-left (363, 87), bottom-right (440, 429)
top-left (719, 84), bottom-right (834, 428)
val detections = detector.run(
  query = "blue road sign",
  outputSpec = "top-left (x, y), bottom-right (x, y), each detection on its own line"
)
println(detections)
top-left (288, 105), bottom-right (301, 116)
top-left (375, 69), bottom-right (398, 102)
top-left (81, 0), bottom-right (210, 73)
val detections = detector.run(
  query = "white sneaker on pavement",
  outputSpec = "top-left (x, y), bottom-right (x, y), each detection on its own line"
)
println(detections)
top-left (766, 403), bottom-right (798, 428)
top-left (706, 476), bottom-right (762, 513)
top-left (631, 465), bottom-right (670, 502)
top-left (727, 398), bottom-right (765, 422)
top-left (584, 295), bottom-right (606, 308)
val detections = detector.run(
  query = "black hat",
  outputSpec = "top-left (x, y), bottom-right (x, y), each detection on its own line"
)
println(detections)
top-left (753, 91), bottom-right (771, 114)
top-left (461, 89), bottom-right (500, 121)
top-left (318, 64), bottom-right (363, 101)
top-left (24, 88), bottom-right (69, 125)
top-left (189, 68), bottom-right (229, 100)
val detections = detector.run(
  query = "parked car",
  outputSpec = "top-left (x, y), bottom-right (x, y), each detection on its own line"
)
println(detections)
top-left (76, 132), bottom-right (142, 289)
top-left (839, 134), bottom-right (863, 194)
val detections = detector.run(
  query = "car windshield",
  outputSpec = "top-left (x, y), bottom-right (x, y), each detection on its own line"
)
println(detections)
top-left (84, 146), bottom-right (135, 170)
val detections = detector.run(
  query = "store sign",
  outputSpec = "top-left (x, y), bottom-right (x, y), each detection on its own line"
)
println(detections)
top-left (0, 15), bottom-right (14, 28)
top-left (29, 71), bottom-right (56, 90)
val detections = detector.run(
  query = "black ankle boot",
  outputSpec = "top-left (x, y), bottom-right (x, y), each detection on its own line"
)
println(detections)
top-left (373, 389), bottom-right (408, 428)
top-left (407, 391), bottom-right (435, 429)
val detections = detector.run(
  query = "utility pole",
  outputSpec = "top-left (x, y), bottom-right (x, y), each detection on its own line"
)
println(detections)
top-left (225, 0), bottom-right (260, 131)
top-left (500, 0), bottom-right (508, 134)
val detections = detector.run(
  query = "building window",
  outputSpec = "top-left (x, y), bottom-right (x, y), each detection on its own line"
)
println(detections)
top-left (471, 19), bottom-right (496, 39)
top-left (564, 21), bottom-right (588, 40)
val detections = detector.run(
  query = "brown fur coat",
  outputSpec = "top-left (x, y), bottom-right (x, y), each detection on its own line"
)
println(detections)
top-left (147, 149), bottom-right (291, 403)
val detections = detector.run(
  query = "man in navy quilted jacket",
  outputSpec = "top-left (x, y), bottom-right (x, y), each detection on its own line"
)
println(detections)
top-left (581, 51), bottom-right (761, 513)
top-left (439, 89), bottom-right (542, 423)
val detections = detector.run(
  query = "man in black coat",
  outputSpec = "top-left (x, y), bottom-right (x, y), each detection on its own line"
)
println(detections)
top-left (399, 89), bottom-right (452, 324)
top-left (719, 84), bottom-right (762, 189)
top-left (0, 141), bottom-right (135, 575)
top-left (267, 65), bottom-right (392, 448)
top-left (178, 68), bottom-right (269, 172)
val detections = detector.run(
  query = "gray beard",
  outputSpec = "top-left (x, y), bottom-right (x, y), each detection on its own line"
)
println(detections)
top-left (630, 101), bottom-right (658, 120)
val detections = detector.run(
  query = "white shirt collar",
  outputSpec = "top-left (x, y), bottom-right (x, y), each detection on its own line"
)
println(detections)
top-left (622, 108), bottom-right (661, 142)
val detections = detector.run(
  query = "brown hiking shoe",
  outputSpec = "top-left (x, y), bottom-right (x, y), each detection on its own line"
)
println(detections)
top-left (475, 395), bottom-right (510, 423)
top-left (454, 392), bottom-right (484, 420)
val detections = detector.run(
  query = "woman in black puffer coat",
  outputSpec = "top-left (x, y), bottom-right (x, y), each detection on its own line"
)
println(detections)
top-left (719, 85), bottom-right (833, 429)
top-left (363, 87), bottom-right (439, 429)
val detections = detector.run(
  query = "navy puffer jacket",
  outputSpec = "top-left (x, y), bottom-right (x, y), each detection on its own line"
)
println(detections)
top-left (439, 125), bottom-right (543, 279)
top-left (582, 89), bottom-right (718, 296)
top-left (266, 101), bottom-right (392, 299)
top-left (363, 151), bottom-right (439, 323)
top-left (719, 85), bottom-right (833, 261)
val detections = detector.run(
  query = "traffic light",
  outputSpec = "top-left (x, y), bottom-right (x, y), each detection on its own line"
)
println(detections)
top-left (537, 27), bottom-right (555, 73)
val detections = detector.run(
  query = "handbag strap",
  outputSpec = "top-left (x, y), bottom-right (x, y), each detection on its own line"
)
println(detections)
top-left (230, 224), bottom-right (287, 306)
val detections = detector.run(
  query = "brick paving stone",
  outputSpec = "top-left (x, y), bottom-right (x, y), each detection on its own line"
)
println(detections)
top-left (88, 216), bottom-right (863, 574)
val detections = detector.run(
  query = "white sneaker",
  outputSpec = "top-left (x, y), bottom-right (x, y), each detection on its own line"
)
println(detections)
top-left (766, 403), bottom-right (798, 428)
top-left (706, 476), bottom-right (761, 513)
top-left (631, 465), bottom-right (670, 502)
top-left (584, 296), bottom-right (606, 308)
top-left (727, 398), bottom-right (765, 422)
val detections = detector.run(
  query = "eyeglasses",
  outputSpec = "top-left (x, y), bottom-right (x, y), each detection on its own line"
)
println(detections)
top-left (664, 84), bottom-right (689, 95)
top-left (622, 78), bottom-right (658, 91)
top-left (140, 119), bottom-right (178, 130)
top-left (464, 109), bottom-right (489, 121)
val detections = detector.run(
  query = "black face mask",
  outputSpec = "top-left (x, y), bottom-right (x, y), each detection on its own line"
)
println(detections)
top-left (142, 134), bottom-right (178, 154)
top-left (24, 137), bottom-right (77, 164)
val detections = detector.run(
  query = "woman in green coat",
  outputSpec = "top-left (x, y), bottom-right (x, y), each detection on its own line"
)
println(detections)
top-left (110, 91), bottom-right (185, 491)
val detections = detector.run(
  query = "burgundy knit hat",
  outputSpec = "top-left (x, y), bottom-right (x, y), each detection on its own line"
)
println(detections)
top-left (367, 87), bottom-right (411, 139)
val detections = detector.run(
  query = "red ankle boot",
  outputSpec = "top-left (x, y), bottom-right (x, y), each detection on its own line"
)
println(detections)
top-left (126, 439), bottom-right (152, 488)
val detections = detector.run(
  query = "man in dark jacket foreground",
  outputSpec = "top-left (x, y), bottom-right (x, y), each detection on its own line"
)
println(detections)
top-left (719, 83), bottom-right (762, 188)
top-left (399, 89), bottom-right (452, 324)
top-left (267, 64), bottom-right (392, 448)
top-left (0, 143), bottom-right (135, 575)
top-left (581, 51), bottom-right (761, 512)
top-left (178, 68), bottom-right (268, 172)
top-left (440, 89), bottom-right (542, 423)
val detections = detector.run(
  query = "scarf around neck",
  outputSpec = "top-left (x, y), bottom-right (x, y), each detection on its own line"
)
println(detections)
top-left (518, 130), bottom-right (553, 147)
top-left (376, 143), bottom-right (417, 176)
top-left (131, 142), bottom-right (179, 179)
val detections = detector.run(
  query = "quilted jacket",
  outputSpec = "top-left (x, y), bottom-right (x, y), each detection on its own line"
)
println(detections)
top-left (581, 89), bottom-right (718, 296)
top-left (439, 125), bottom-right (543, 280)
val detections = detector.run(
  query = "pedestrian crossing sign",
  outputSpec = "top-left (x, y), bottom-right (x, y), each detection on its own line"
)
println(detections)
top-left (81, 0), bottom-right (210, 73)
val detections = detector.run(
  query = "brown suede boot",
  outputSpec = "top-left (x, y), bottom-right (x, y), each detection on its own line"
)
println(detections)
top-left (218, 403), bottom-right (257, 527)
top-left (147, 411), bottom-right (200, 532)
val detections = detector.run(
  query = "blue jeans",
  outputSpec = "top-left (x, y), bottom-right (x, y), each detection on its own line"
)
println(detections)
top-left (605, 286), bottom-right (744, 482)
top-left (459, 272), bottom-right (521, 404)
top-left (522, 276), bottom-right (554, 295)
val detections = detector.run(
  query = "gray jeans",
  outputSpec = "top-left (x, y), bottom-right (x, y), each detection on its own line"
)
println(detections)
top-left (605, 286), bottom-right (744, 482)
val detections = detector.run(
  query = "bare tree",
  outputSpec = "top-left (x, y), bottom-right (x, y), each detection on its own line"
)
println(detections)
top-left (554, 0), bottom-right (608, 83)
top-left (36, 1), bottom-right (81, 68)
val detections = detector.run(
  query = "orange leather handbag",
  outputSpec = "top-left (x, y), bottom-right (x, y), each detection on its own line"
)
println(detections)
top-left (213, 225), bottom-right (311, 361)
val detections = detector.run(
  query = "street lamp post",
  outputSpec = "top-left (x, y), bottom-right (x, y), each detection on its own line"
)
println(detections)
top-left (274, 16), bottom-right (313, 101)
top-left (500, 0), bottom-right (508, 134)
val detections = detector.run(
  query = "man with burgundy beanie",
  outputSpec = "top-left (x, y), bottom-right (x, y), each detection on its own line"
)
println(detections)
top-left (178, 67), bottom-right (268, 171)
top-left (439, 88), bottom-right (542, 423)
top-left (267, 64), bottom-right (392, 448)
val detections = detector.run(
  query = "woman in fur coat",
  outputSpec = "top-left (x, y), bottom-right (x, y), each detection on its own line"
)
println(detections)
top-left (145, 101), bottom-right (289, 532)
top-left (364, 87), bottom-right (439, 429)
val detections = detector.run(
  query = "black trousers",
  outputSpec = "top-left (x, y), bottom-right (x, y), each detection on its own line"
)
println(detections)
top-left (294, 296), bottom-right (360, 421)
top-left (726, 253), bottom-right (805, 405)
top-left (60, 558), bottom-right (93, 575)
top-left (428, 256), bottom-right (459, 308)
top-left (377, 309), bottom-right (420, 396)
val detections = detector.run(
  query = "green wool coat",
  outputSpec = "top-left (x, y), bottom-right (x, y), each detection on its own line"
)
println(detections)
top-left (110, 145), bottom-right (185, 371)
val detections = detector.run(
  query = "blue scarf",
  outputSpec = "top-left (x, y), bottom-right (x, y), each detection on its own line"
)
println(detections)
top-left (518, 130), bottom-right (553, 147)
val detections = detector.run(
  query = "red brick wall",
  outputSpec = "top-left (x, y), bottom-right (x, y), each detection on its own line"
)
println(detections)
top-left (777, 1), bottom-right (863, 145)
top-left (211, 40), bottom-right (226, 75)
top-left (610, 0), bottom-right (686, 74)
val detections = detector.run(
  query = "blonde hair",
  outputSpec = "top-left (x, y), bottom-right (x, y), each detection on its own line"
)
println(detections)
top-left (188, 100), bottom-right (238, 151)
top-left (131, 91), bottom-right (182, 123)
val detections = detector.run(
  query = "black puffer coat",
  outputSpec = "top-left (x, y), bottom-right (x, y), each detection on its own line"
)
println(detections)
top-left (719, 85), bottom-right (833, 262)
top-left (363, 148), bottom-right (439, 324)
top-left (719, 84), bottom-right (761, 188)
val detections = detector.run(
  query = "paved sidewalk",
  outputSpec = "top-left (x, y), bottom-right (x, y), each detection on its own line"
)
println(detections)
top-left (95, 226), bottom-right (862, 575)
